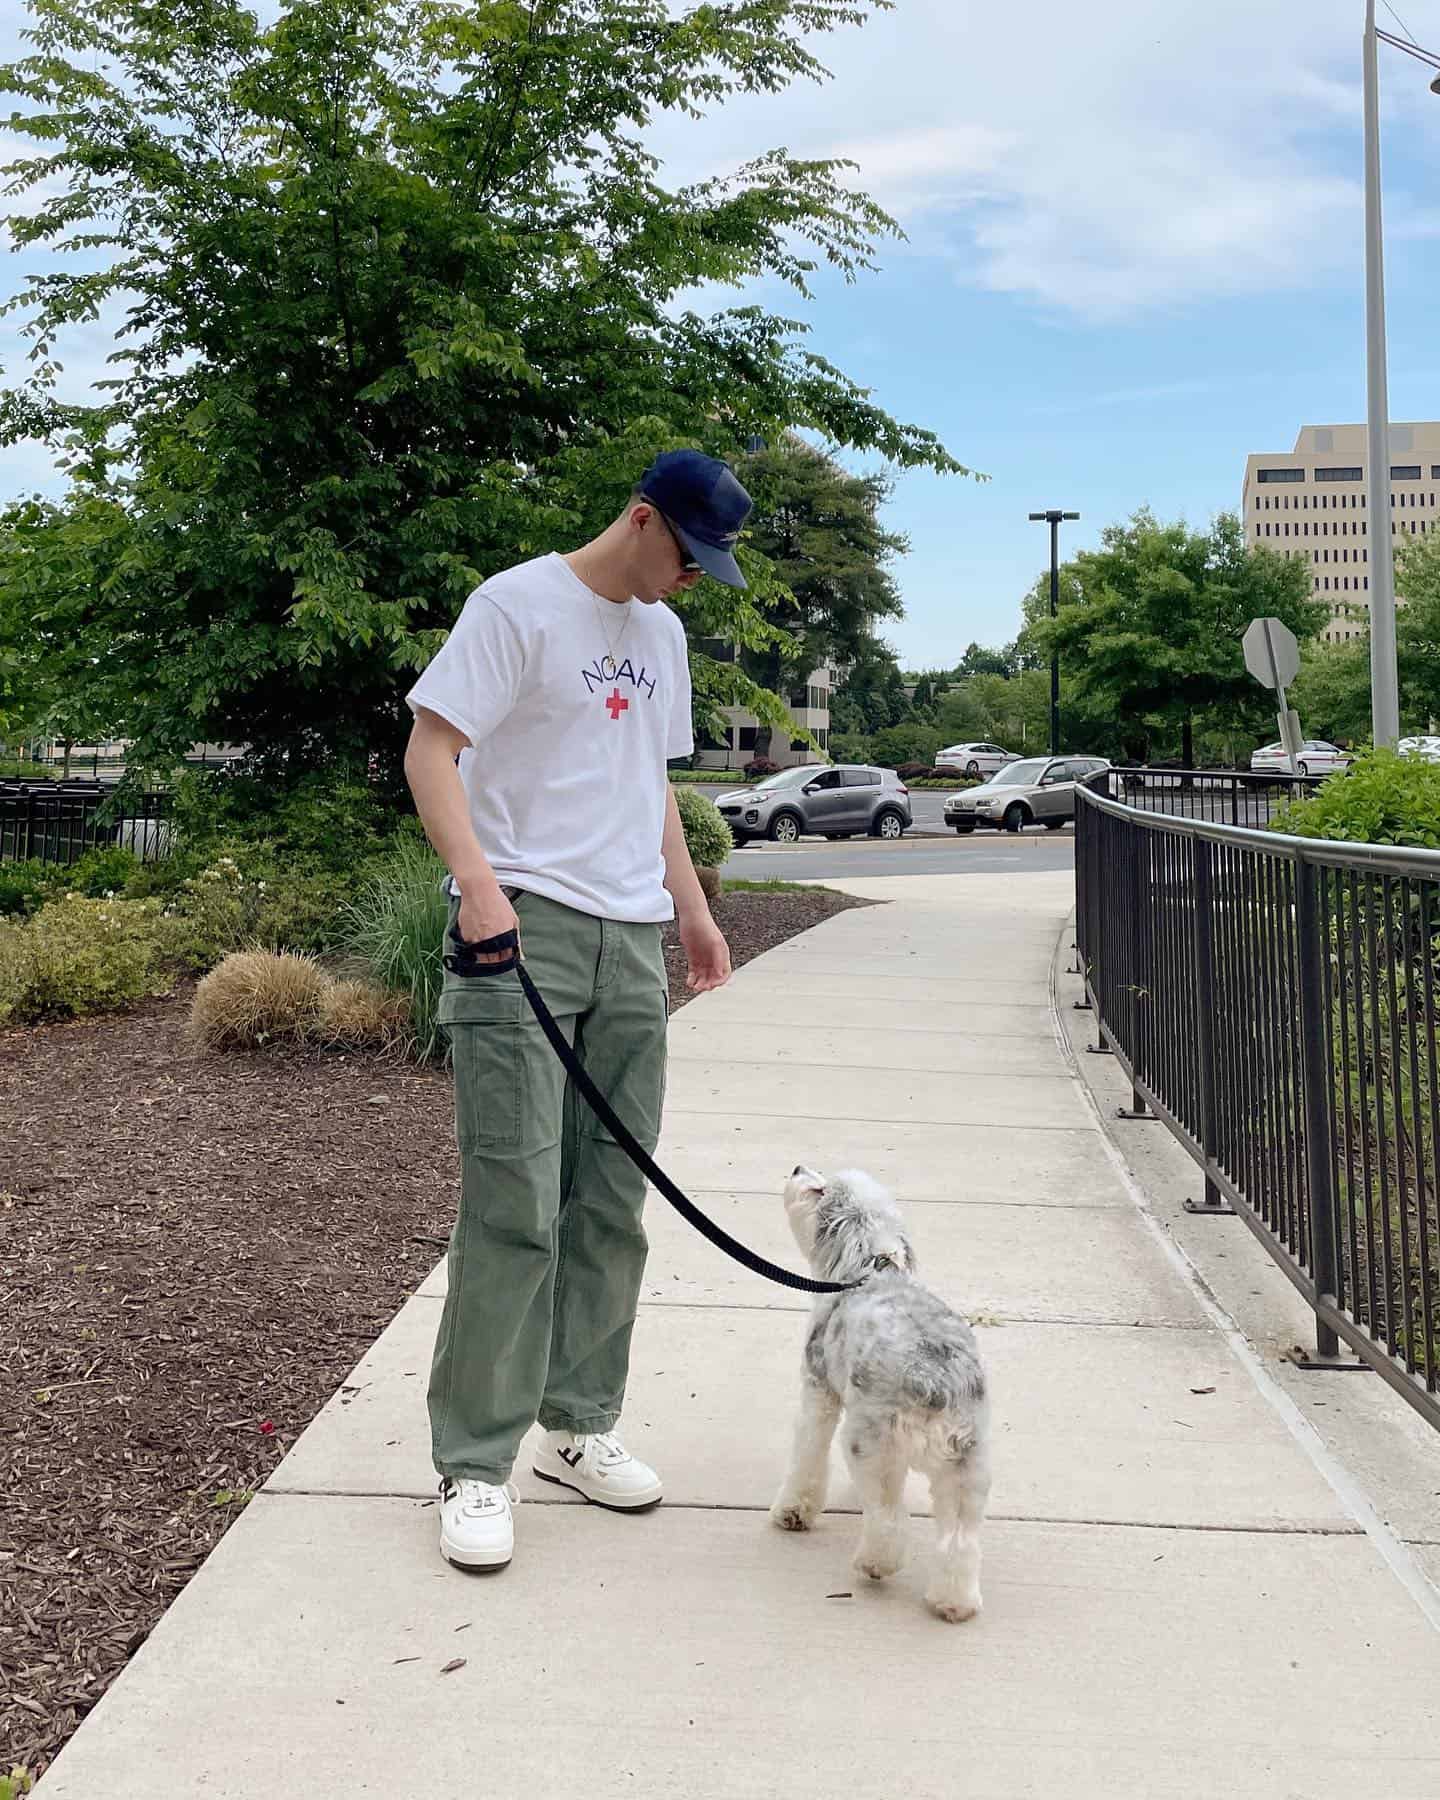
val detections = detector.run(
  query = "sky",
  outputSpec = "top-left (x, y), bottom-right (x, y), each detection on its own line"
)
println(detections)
top-left (6, 0), bottom-right (1440, 670)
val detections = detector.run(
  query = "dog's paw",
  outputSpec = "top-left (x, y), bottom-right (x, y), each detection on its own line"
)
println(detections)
top-left (854, 1540), bottom-right (906, 1581)
top-left (926, 1587), bottom-right (982, 1624)
top-left (770, 1501), bottom-right (815, 1532)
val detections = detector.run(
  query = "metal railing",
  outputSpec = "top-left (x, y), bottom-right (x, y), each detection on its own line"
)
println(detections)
top-left (1076, 769), bottom-right (1440, 1431)
top-left (0, 784), bottom-right (173, 866)
top-left (1111, 765), bottom-right (1324, 827)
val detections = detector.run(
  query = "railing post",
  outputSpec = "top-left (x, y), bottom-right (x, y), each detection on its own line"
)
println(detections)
top-left (1184, 837), bottom-right (1235, 1216)
top-left (1295, 854), bottom-right (1342, 1360)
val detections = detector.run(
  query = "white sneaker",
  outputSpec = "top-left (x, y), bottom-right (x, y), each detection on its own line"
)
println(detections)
top-left (439, 1477), bottom-right (518, 1569)
top-left (532, 1429), bottom-right (664, 1511)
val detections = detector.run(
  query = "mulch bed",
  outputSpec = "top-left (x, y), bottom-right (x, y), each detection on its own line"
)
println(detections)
top-left (0, 886), bottom-right (872, 1778)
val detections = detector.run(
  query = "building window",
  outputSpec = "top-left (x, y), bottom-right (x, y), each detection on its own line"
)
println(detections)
top-left (1257, 467), bottom-right (1304, 482)
top-left (736, 726), bottom-right (757, 751)
top-left (1315, 467), bottom-right (1362, 482)
top-left (1391, 465), bottom-right (1421, 480)
top-left (1364, 576), bottom-right (1369, 589)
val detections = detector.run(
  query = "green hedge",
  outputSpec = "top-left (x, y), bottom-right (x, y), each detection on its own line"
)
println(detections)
top-left (1271, 748), bottom-right (1440, 849)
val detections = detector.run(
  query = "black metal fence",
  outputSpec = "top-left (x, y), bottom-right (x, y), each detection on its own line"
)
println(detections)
top-left (0, 783), bottom-right (173, 866)
top-left (1110, 766), bottom-right (1324, 828)
top-left (1076, 770), bottom-right (1440, 1432)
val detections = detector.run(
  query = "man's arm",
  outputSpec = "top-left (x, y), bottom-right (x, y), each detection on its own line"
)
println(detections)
top-left (403, 706), bottom-right (517, 957)
top-left (661, 783), bottom-right (731, 993)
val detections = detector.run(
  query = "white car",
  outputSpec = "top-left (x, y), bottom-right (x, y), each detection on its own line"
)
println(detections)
top-left (1250, 739), bottom-right (1351, 778)
top-left (1398, 734), bottom-right (1440, 764)
top-left (934, 741), bottom-right (1020, 779)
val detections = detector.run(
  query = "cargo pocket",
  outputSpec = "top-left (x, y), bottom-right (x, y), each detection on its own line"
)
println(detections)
top-left (440, 978), bottom-right (527, 1151)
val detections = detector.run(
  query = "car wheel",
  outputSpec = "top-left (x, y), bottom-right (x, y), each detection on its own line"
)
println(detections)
top-left (873, 808), bottom-right (905, 841)
top-left (1002, 803), bottom-right (1029, 833)
top-left (952, 823), bottom-right (975, 835)
top-left (1298, 761), bottom-right (1312, 778)
top-left (768, 812), bottom-right (801, 843)
top-left (1044, 818), bottom-right (1067, 831)
top-left (965, 759), bottom-right (981, 778)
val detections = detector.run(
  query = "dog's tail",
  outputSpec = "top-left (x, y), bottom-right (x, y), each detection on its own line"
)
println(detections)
top-left (900, 1354), bottom-right (985, 1414)
top-left (901, 1367), bottom-right (953, 1411)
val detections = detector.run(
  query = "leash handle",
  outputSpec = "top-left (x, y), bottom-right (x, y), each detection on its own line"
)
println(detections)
top-left (444, 922), bottom-right (521, 978)
top-left (504, 962), bottom-right (854, 1297)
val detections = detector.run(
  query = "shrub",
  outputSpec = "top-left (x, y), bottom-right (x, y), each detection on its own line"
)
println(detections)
top-left (1270, 747), bottom-right (1440, 849)
top-left (896, 762), bottom-right (933, 780)
top-left (869, 724), bottom-right (944, 769)
top-left (165, 855), bottom-right (269, 971)
top-left (188, 949), bottom-right (329, 1051)
top-left (250, 866), bottom-right (356, 957)
top-left (57, 845), bottom-right (144, 899)
top-left (168, 766), bottom-right (394, 874)
top-left (309, 977), bottom-right (411, 1054)
top-left (743, 757), bottom-right (780, 779)
top-left (672, 785), bottom-right (733, 868)
top-left (0, 895), bottom-right (174, 1025)
top-left (342, 835), bottom-right (452, 1063)
top-left (0, 859), bottom-right (53, 918)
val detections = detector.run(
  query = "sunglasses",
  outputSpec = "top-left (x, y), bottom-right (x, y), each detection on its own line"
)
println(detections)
top-left (653, 509), bottom-right (703, 574)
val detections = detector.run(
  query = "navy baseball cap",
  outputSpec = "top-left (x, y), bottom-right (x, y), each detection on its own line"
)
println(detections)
top-left (638, 449), bottom-right (753, 589)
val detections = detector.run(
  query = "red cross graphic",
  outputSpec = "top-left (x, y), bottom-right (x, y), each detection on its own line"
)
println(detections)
top-left (605, 687), bottom-right (629, 720)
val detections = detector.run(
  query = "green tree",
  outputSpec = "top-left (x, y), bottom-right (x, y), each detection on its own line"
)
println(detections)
top-left (1289, 639), bottom-right (1374, 748)
top-left (1030, 511), bottom-right (1324, 764)
top-left (725, 436), bottom-right (912, 759)
top-left (1395, 534), bottom-right (1440, 729)
top-left (0, 494), bottom-right (134, 765)
top-left (953, 641), bottom-right (1016, 679)
top-left (829, 635), bottom-right (910, 734)
top-left (1, 0), bottom-right (966, 786)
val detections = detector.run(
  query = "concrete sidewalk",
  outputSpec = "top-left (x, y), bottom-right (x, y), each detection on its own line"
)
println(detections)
top-left (36, 874), bottom-right (1440, 1798)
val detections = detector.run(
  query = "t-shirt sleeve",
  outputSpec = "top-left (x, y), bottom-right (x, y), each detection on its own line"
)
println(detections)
top-left (667, 633), bottom-right (695, 760)
top-left (405, 589), bottom-right (524, 748)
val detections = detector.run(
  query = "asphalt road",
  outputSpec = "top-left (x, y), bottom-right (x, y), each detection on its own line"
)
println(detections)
top-left (691, 781), bottom-right (961, 836)
top-left (720, 827), bottom-right (1076, 881)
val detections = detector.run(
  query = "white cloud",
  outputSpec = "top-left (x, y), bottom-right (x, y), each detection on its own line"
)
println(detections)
top-left (645, 0), bottom-right (1440, 319)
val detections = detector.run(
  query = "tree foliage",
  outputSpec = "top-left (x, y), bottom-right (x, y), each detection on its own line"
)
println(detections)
top-left (0, 0), bottom-right (966, 780)
top-left (1030, 510), bottom-right (1325, 763)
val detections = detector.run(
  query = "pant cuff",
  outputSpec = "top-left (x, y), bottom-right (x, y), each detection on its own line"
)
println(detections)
top-left (436, 1463), bottom-right (513, 1485)
top-left (537, 1411), bottom-right (619, 1435)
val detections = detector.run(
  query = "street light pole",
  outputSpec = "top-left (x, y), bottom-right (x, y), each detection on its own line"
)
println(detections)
top-left (1030, 509), bottom-right (1079, 756)
top-left (1364, 0), bottom-right (1400, 747)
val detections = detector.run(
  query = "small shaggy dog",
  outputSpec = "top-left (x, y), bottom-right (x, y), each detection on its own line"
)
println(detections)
top-left (770, 1167), bottom-right (990, 1623)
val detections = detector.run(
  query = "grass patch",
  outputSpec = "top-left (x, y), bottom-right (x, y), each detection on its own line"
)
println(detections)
top-left (722, 877), bottom-right (828, 894)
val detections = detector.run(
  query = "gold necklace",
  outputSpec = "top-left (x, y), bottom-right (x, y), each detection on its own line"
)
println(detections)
top-left (592, 592), bottom-right (633, 680)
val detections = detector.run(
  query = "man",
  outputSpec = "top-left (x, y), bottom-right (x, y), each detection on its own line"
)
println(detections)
top-left (403, 449), bottom-right (751, 1570)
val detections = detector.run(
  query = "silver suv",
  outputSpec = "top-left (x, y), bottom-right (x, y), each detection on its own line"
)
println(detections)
top-left (945, 755), bottom-right (1110, 833)
top-left (717, 764), bottom-right (912, 845)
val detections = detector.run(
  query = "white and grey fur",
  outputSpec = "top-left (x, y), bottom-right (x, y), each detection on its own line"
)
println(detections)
top-left (770, 1166), bottom-right (990, 1623)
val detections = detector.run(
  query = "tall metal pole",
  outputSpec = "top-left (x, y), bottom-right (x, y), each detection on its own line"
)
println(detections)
top-left (1030, 509), bottom-right (1079, 757)
top-left (1365, 0), bottom-right (1401, 746)
top-left (1048, 516), bottom-right (1061, 757)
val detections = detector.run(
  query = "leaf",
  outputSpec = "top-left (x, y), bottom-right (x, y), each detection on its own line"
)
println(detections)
top-left (440, 1657), bottom-right (467, 1675)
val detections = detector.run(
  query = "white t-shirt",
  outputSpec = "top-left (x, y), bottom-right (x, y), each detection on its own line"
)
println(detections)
top-left (405, 553), bottom-right (693, 923)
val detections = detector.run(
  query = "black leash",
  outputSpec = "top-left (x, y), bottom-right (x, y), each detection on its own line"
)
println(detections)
top-left (443, 923), bottom-right (856, 1296)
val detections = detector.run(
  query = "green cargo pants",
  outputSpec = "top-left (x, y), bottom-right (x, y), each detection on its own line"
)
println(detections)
top-left (428, 887), bottom-right (669, 1483)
